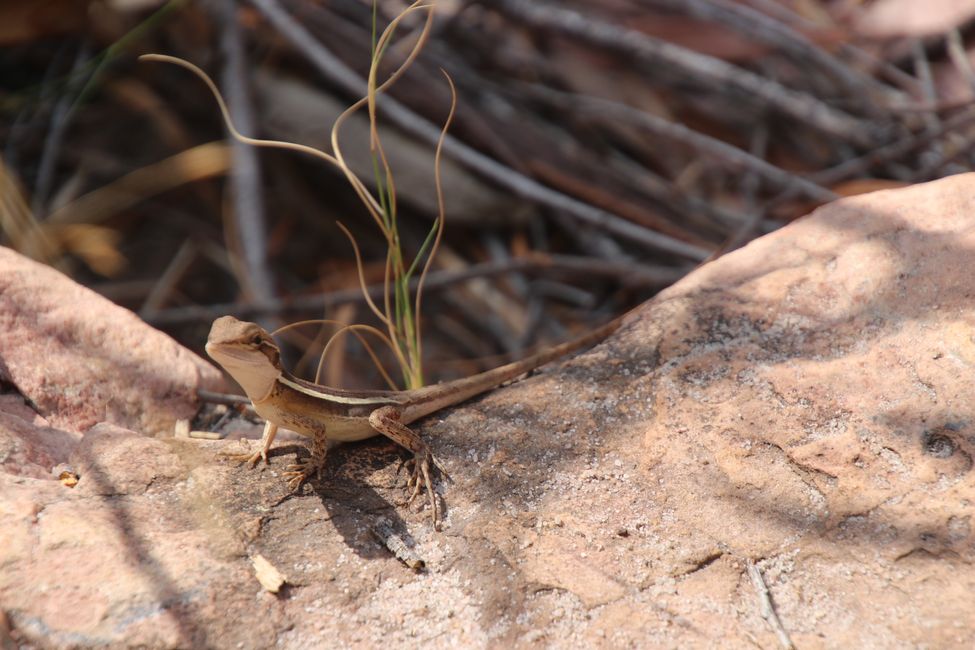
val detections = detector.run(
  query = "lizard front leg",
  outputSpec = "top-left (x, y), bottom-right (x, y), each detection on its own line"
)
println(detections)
top-left (282, 429), bottom-right (329, 491)
top-left (224, 421), bottom-right (279, 467)
top-left (368, 406), bottom-right (448, 529)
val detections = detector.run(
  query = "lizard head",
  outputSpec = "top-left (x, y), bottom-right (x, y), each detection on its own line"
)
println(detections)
top-left (205, 316), bottom-right (282, 402)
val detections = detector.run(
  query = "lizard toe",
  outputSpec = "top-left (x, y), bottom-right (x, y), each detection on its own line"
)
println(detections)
top-left (402, 450), bottom-right (441, 529)
top-left (222, 447), bottom-right (264, 468)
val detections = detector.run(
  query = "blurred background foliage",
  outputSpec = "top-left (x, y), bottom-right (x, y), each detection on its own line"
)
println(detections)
top-left (3, 0), bottom-right (975, 388)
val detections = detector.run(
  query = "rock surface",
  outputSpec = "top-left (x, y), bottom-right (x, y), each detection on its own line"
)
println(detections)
top-left (0, 247), bottom-right (223, 435)
top-left (3, 174), bottom-right (975, 648)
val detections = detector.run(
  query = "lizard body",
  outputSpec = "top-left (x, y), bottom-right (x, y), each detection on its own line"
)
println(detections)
top-left (205, 311), bottom-right (630, 527)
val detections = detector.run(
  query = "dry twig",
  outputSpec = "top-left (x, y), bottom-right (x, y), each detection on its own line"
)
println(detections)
top-left (747, 560), bottom-right (794, 650)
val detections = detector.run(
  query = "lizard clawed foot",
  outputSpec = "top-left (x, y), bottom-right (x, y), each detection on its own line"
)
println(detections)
top-left (368, 406), bottom-right (448, 529)
top-left (400, 450), bottom-right (449, 530)
top-left (222, 443), bottom-right (267, 468)
top-left (282, 459), bottom-right (322, 492)
top-left (221, 422), bottom-right (277, 469)
top-left (283, 432), bottom-right (329, 492)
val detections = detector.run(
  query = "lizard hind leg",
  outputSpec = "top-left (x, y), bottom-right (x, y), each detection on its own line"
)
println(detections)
top-left (368, 406), bottom-right (447, 530)
top-left (282, 430), bottom-right (329, 491)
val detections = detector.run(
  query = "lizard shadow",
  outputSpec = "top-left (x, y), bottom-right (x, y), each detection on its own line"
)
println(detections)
top-left (274, 438), bottom-right (430, 564)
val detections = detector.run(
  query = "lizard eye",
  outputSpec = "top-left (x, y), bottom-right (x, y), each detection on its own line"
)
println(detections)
top-left (251, 334), bottom-right (263, 346)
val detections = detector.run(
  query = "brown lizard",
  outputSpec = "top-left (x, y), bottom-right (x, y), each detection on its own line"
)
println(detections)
top-left (205, 312), bottom-right (631, 528)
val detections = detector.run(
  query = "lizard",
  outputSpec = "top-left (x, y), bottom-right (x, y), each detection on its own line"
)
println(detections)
top-left (204, 311), bottom-right (633, 528)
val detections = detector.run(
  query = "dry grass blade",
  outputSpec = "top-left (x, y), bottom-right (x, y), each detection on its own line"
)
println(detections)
top-left (271, 318), bottom-right (399, 390)
top-left (317, 324), bottom-right (398, 390)
top-left (1, 157), bottom-right (124, 276)
top-left (0, 158), bottom-right (55, 262)
top-left (335, 221), bottom-right (396, 339)
top-left (248, 0), bottom-right (708, 260)
top-left (45, 140), bottom-right (232, 225)
top-left (412, 70), bottom-right (455, 375)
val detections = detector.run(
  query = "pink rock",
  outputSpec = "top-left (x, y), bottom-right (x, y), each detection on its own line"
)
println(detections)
top-left (853, 0), bottom-right (975, 38)
top-left (70, 423), bottom-right (184, 496)
top-left (0, 466), bottom-right (262, 648)
top-left (4, 175), bottom-right (975, 647)
top-left (0, 408), bottom-right (79, 480)
top-left (0, 247), bottom-right (223, 435)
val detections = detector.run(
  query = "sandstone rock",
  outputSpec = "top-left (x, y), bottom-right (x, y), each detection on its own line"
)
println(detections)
top-left (0, 455), bottom-right (273, 649)
top-left (3, 175), bottom-right (975, 647)
top-left (0, 405), bottom-right (79, 480)
top-left (0, 247), bottom-right (223, 435)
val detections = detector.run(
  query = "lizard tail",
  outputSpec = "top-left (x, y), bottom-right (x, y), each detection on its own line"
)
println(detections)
top-left (402, 307), bottom-right (637, 423)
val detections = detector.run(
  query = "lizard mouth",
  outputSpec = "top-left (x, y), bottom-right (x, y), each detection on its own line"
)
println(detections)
top-left (205, 342), bottom-right (261, 365)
